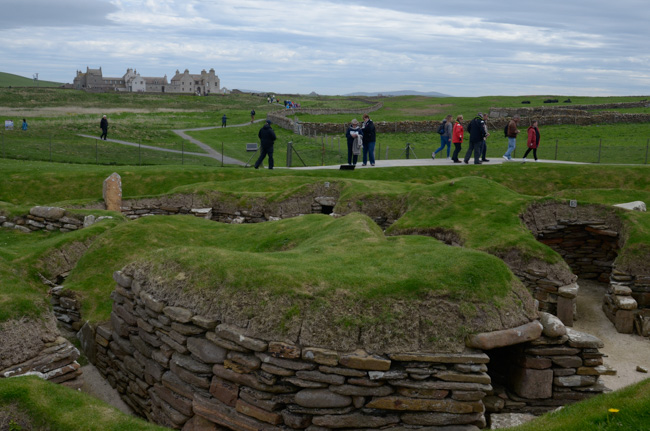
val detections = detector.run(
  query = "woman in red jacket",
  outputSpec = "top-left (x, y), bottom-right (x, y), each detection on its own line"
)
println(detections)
top-left (451, 115), bottom-right (464, 163)
top-left (522, 120), bottom-right (540, 162)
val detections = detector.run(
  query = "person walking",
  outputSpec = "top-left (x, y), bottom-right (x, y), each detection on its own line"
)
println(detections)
top-left (345, 119), bottom-right (363, 166)
top-left (522, 120), bottom-right (541, 162)
top-left (432, 115), bottom-right (453, 159)
top-left (254, 120), bottom-right (277, 169)
top-left (221, 114), bottom-right (227, 127)
top-left (481, 113), bottom-right (490, 162)
top-left (503, 115), bottom-right (520, 160)
top-left (451, 115), bottom-right (464, 163)
top-left (21, 118), bottom-right (28, 131)
top-left (464, 113), bottom-right (487, 165)
top-left (99, 115), bottom-right (108, 140)
top-left (361, 114), bottom-right (376, 166)
top-left (250, 109), bottom-right (256, 123)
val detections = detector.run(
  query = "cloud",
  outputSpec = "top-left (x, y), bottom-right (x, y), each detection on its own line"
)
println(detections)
top-left (0, 0), bottom-right (648, 96)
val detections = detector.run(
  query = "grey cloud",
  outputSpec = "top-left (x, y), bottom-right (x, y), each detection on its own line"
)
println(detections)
top-left (0, 0), bottom-right (118, 30)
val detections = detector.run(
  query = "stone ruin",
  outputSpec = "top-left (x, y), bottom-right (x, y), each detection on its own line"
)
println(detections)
top-left (3, 181), bottom-right (650, 429)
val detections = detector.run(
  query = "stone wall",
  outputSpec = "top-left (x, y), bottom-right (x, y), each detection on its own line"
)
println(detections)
top-left (0, 314), bottom-right (83, 390)
top-left (89, 269), bottom-right (494, 430)
top-left (485, 325), bottom-right (611, 416)
top-left (80, 268), bottom-right (610, 430)
top-left (268, 101), bottom-right (650, 138)
top-left (0, 206), bottom-right (111, 234)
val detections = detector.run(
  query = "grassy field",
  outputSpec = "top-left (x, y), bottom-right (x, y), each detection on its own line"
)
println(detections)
top-left (1, 89), bottom-right (649, 166)
top-left (1, 89), bottom-right (650, 429)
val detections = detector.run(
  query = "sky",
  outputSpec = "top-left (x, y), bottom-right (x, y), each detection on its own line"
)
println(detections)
top-left (1, 0), bottom-right (649, 97)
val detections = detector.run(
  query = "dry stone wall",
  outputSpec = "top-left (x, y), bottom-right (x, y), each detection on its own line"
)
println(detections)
top-left (91, 269), bottom-right (495, 430)
top-left (0, 314), bottom-right (83, 390)
top-left (0, 206), bottom-right (111, 234)
top-left (77, 268), bottom-right (612, 430)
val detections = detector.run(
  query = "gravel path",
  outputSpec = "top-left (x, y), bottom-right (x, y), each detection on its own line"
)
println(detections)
top-left (572, 278), bottom-right (650, 391)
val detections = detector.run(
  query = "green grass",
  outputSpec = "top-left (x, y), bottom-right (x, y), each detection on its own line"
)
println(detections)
top-left (0, 72), bottom-right (62, 88)
top-left (0, 376), bottom-right (168, 431)
top-left (1, 89), bottom-right (649, 166)
top-left (510, 378), bottom-right (650, 431)
top-left (64, 211), bottom-right (517, 322)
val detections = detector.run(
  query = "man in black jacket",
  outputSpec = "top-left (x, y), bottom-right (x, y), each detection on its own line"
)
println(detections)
top-left (464, 113), bottom-right (487, 165)
top-left (254, 120), bottom-right (277, 169)
top-left (361, 114), bottom-right (376, 166)
top-left (100, 115), bottom-right (108, 140)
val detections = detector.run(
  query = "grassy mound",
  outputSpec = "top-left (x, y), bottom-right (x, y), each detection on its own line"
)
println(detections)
top-left (511, 378), bottom-right (650, 431)
top-left (0, 376), bottom-right (167, 431)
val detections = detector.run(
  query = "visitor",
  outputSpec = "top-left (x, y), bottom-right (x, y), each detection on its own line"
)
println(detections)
top-left (222, 114), bottom-right (227, 127)
top-left (432, 114), bottom-right (453, 160)
top-left (21, 118), bottom-right (28, 131)
top-left (100, 115), bottom-right (108, 140)
top-left (361, 114), bottom-right (376, 166)
top-left (481, 113), bottom-right (490, 162)
top-left (250, 109), bottom-right (256, 123)
top-left (451, 115), bottom-right (464, 163)
top-left (464, 113), bottom-right (487, 165)
top-left (254, 120), bottom-right (276, 169)
top-left (503, 115), bottom-right (520, 161)
top-left (522, 120), bottom-right (540, 162)
top-left (345, 119), bottom-right (363, 166)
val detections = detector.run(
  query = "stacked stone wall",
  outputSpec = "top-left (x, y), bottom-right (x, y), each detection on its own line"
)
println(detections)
top-left (0, 314), bottom-right (83, 390)
top-left (91, 269), bottom-right (499, 430)
top-left (485, 326), bottom-right (611, 416)
top-left (0, 206), bottom-right (111, 234)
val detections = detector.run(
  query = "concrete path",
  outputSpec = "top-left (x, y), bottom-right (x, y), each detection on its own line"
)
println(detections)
top-left (78, 119), bottom-right (266, 166)
top-left (80, 128), bottom-right (588, 170)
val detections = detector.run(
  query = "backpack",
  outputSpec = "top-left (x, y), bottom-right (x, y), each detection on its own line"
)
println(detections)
top-left (437, 120), bottom-right (446, 135)
top-left (504, 122), bottom-right (509, 137)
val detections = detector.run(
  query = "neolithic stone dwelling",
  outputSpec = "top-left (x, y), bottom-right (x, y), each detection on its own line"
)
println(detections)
top-left (73, 67), bottom-right (220, 95)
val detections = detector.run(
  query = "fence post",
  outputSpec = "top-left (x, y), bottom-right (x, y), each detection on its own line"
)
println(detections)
top-left (287, 141), bottom-right (293, 167)
top-left (645, 138), bottom-right (649, 165)
top-left (597, 139), bottom-right (602, 163)
top-left (554, 139), bottom-right (558, 160)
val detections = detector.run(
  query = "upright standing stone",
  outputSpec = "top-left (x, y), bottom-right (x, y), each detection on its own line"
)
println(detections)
top-left (103, 172), bottom-right (122, 212)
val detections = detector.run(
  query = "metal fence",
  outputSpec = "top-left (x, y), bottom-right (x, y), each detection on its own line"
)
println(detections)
top-left (2, 132), bottom-right (650, 167)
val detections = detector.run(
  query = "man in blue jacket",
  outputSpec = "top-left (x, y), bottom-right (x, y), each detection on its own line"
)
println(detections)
top-left (254, 120), bottom-right (277, 169)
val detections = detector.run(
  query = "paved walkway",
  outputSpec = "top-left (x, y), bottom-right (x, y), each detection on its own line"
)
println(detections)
top-left (80, 128), bottom-right (587, 169)
top-left (79, 119), bottom-right (266, 166)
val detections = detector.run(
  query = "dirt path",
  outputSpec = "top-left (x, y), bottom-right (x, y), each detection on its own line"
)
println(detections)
top-left (572, 279), bottom-right (650, 391)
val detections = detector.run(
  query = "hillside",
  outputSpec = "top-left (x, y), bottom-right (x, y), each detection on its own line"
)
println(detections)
top-left (0, 71), bottom-right (63, 88)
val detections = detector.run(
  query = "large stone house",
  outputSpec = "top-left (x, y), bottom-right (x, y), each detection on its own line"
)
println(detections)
top-left (73, 67), bottom-right (220, 95)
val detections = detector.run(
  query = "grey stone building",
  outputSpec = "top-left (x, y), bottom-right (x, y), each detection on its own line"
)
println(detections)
top-left (73, 67), bottom-right (220, 94)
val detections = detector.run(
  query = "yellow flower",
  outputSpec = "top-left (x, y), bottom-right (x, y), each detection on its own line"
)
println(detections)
top-left (608, 408), bottom-right (620, 413)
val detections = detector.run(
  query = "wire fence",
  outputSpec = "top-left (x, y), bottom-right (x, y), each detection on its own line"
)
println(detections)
top-left (2, 132), bottom-right (649, 167)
